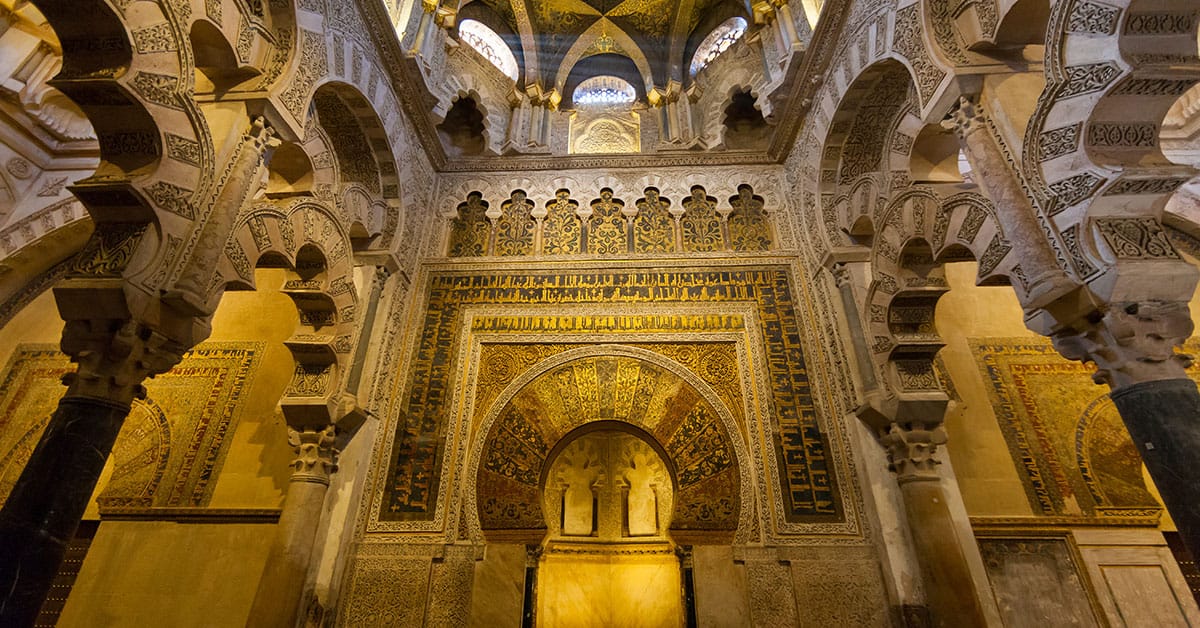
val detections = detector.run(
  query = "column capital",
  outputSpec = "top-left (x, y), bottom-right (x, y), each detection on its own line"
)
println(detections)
top-left (287, 425), bottom-right (339, 485)
top-left (943, 95), bottom-right (986, 140)
top-left (880, 422), bottom-right (947, 483)
top-left (830, 263), bottom-right (853, 288)
top-left (59, 318), bottom-right (187, 406)
top-left (1053, 300), bottom-right (1194, 389)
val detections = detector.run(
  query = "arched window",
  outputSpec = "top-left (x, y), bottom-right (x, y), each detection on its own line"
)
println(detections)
top-left (458, 19), bottom-right (519, 81)
top-left (572, 75), bottom-right (637, 109)
top-left (689, 16), bottom-right (747, 77)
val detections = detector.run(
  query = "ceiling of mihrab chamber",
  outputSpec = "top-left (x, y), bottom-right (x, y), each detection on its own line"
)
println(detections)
top-left (458, 0), bottom-right (806, 97)
top-left (420, 0), bottom-right (820, 163)
top-left (470, 0), bottom-right (734, 88)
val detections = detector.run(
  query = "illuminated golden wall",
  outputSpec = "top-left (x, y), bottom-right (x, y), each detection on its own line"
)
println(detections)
top-left (934, 261), bottom-right (1190, 527)
top-left (0, 270), bottom-right (301, 627)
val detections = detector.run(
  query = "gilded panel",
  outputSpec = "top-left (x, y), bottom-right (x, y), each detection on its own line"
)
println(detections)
top-left (970, 338), bottom-right (1184, 521)
top-left (587, 191), bottom-right (627, 254)
top-left (448, 193), bottom-right (491, 257)
top-left (541, 191), bottom-right (581, 255)
top-left (633, 192), bottom-right (675, 253)
top-left (494, 194), bottom-right (535, 256)
top-left (383, 267), bottom-right (841, 525)
top-left (0, 343), bottom-right (261, 511)
top-left (728, 189), bottom-right (773, 252)
top-left (681, 189), bottom-right (724, 252)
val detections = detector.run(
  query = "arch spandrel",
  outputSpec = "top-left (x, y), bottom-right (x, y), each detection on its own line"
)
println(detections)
top-left (467, 345), bottom-right (752, 545)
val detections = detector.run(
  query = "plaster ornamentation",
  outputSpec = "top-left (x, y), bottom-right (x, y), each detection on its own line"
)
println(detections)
top-left (1053, 300), bottom-right (1195, 389)
top-left (289, 425), bottom-right (340, 484)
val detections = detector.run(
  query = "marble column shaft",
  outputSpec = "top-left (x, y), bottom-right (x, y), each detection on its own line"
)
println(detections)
top-left (1053, 301), bottom-right (1200, 558)
top-left (0, 396), bottom-right (130, 627)
top-left (883, 423), bottom-right (988, 628)
top-left (950, 96), bottom-right (1073, 307)
top-left (245, 426), bottom-right (338, 628)
top-left (897, 477), bottom-right (988, 628)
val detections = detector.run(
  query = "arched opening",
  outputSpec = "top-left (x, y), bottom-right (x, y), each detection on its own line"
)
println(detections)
top-left (573, 75), bottom-right (637, 111)
top-left (437, 95), bottom-right (487, 156)
top-left (472, 350), bottom-right (742, 625)
top-left (265, 142), bottom-right (314, 197)
top-left (688, 16), bottom-right (747, 77)
top-left (722, 89), bottom-right (768, 150)
top-left (910, 124), bottom-right (964, 184)
top-left (562, 54), bottom-right (646, 109)
top-left (190, 21), bottom-right (259, 93)
top-left (537, 424), bottom-right (681, 626)
top-left (457, 18), bottom-right (519, 81)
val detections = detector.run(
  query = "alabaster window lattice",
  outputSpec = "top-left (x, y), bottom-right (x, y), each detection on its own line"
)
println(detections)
top-left (690, 17), bottom-right (747, 77)
top-left (457, 19), bottom-right (519, 81)
top-left (573, 75), bottom-right (637, 110)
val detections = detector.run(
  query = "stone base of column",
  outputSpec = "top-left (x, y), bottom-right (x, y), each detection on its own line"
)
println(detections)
top-left (899, 478), bottom-right (988, 628)
top-left (0, 396), bottom-right (130, 628)
top-left (1111, 378), bottom-right (1200, 558)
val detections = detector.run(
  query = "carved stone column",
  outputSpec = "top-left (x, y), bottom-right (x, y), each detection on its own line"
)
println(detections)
top-left (246, 425), bottom-right (339, 628)
top-left (947, 96), bottom-right (1076, 309)
top-left (0, 320), bottom-right (184, 627)
top-left (881, 421), bottom-right (989, 628)
top-left (1053, 300), bottom-right (1200, 557)
top-left (831, 263), bottom-right (878, 391)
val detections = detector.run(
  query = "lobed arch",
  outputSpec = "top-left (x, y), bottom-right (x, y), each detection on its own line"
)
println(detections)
top-left (219, 198), bottom-right (355, 297)
top-left (555, 20), bottom-right (653, 99)
top-left (465, 344), bottom-right (756, 546)
top-left (217, 198), bottom-right (360, 424)
top-left (188, 19), bottom-right (262, 95)
top-left (703, 82), bottom-right (768, 148)
top-left (817, 60), bottom-right (918, 249)
top-left (433, 75), bottom-right (504, 155)
top-left (266, 117), bottom-right (392, 239)
top-left (949, 0), bottom-right (1051, 50)
top-left (26, 0), bottom-right (217, 223)
top-left (862, 188), bottom-right (1014, 373)
top-left (1020, 0), bottom-right (1200, 304)
top-left (307, 82), bottom-right (402, 248)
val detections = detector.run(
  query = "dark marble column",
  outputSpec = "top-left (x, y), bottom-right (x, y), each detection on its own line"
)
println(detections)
top-left (1111, 378), bottom-right (1200, 557)
top-left (0, 396), bottom-right (130, 627)
top-left (1053, 300), bottom-right (1200, 559)
top-left (0, 317), bottom-right (183, 627)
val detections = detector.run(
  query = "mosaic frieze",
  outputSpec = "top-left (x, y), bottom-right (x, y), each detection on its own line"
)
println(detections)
top-left (475, 353), bottom-right (739, 533)
top-left (383, 268), bottom-right (841, 525)
top-left (970, 338), bottom-right (1182, 521)
top-left (0, 344), bottom-right (260, 512)
top-left (444, 185), bottom-right (778, 256)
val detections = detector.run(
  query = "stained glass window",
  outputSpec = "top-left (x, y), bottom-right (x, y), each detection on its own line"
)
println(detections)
top-left (458, 19), bottom-right (519, 81)
top-left (690, 17), bottom-right (747, 77)
top-left (573, 75), bottom-right (638, 109)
